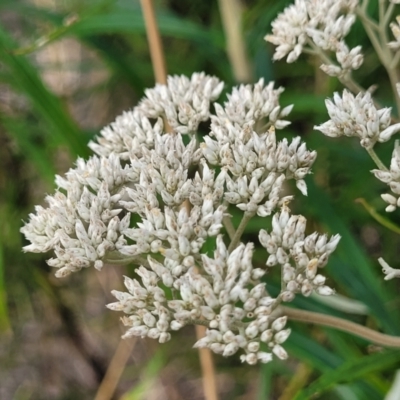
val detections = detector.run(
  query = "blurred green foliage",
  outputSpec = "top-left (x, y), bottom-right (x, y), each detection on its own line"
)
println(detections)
top-left (1, 0), bottom-right (400, 399)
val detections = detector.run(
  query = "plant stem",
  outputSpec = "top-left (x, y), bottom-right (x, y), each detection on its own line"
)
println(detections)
top-left (195, 325), bottom-right (219, 400)
top-left (217, 0), bottom-right (252, 82)
top-left (304, 42), bottom-right (365, 94)
top-left (140, 0), bottom-right (167, 85)
top-left (357, 4), bottom-right (400, 115)
top-left (281, 306), bottom-right (400, 348)
top-left (222, 200), bottom-right (235, 240)
top-left (228, 211), bottom-right (254, 252)
top-left (94, 338), bottom-right (136, 400)
top-left (223, 215), bottom-right (236, 241)
top-left (366, 147), bottom-right (388, 170)
top-left (105, 256), bottom-right (150, 268)
top-left (383, 1), bottom-right (395, 28)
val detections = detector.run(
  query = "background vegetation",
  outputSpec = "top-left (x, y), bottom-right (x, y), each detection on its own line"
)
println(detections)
top-left (1, 0), bottom-right (400, 398)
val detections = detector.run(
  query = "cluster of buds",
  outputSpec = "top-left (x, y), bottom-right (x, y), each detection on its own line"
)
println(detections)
top-left (265, 0), bottom-right (362, 77)
top-left (260, 207), bottom-right (340, 302)
top-left (372, 143), bottom-right (400, 212)
top-left (267, 0), bottom-right (400, 281)
top-left (21, 72), bottom-right (340, 364)
top-left (314, 90), bottom-right (400, 149)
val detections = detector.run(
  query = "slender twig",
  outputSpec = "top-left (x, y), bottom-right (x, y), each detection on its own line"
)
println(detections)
top-left (357, 5), bottom-right (400, 115)
top-left (140, 0), bottom-right (167, 85)
top-left (383, 1), bottom-right (395, 28)
top-left (278, 363), bottom-right (312, 400)
top-left (379, 0), bottom-right (386, 30)
top-left (304, 42), bottom-right (365, 94)
top-left (217, 0), bottom-right (252, 82)
top-left (366, 147), bottom-right (388, 170)
top-left (105, 256), bottom-right (150, 267)
top-left (223, 215), bottom-right (236, 241)
top-left (227, 211), bottom-right (254, 252)
top-left (195, 325), bottom-right (219, 400)
top-left (94, 338), bottom-right (136, 400)
top-left (361, 0), bottom-right (369, 12)
top-left (390, 49), bottom-right (400, 69)
top-left (281, 306), bottom-right (400, 348)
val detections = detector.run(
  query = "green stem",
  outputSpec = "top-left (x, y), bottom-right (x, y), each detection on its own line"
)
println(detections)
top-left (379, 0), bottom-right (386, 29)
top-left (227, 211), bottom-right (255, 252)
top-left (223, 215), bottom-right (236, 241)
top-left (281, 306), bottom-right (400, 348)
top-left (383, 1), bottom-right (395, 28)
top-left (366, 147), bottom-right (388, 171)
top-left (390, 50), bottom-right (400, 69)
top-left (105, 256), bottom-right (150, 267)
top-left (361, 0), bottom-right (369, 12)
top-left (304, 43), bottom-right (365, 94)
top-left (358, 4), bottom-right (400, 115)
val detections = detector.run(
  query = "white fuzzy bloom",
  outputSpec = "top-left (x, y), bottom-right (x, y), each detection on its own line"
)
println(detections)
top-left (259, 206), bottom-right (339, 298)
top-left (388, 16), bottom-right (400, 50)
top-left (378, 258), bottom-right (400, 280)
top-left (372, 142), bottom-right (400, 211)
top-left (315, 90), bottom-right (394, 149)
top-left (89, 108), bottom-right (162, 160)
top-left (138, 72), bottom-right (223, 134)
top-left (265, 0), bottom-right (361, 73)
top-left (21, 72), bottom-right (342, 366)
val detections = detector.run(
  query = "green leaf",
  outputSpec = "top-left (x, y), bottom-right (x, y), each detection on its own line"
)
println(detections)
top-left (304, 179), bottom-right (400, 334)
top-left (355, 198), bottom-right (400, 234)
top-left (287, 331), bottom-right (382, 399)
top-left (0, 243), bottom-right (11, 333)
top-left (120, 349), bottom-right (165, 400)
top-left (294, 350), bottom-right (400, 400)
top-left (0, 116), bottom-right (56, 184)
top-left (0, 25), bottom-right (88, 158)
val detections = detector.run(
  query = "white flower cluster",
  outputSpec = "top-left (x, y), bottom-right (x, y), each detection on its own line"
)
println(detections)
top-left (389, 16), bottom-right (400, 50)
top-left (88, 108), bottom-right (162, 160)
top-left (314, 90), bottom-right (400, 149)
top-left (21, 72), bottom-right (340, 364)
top-left (138, 72), bottom-right (224, 134)
top-left (109, 237), bottom-right (288, 364)
top-left (21, 154), bottom-right (138, 277)
top-left (260, 207), bottom-right (340, 302)
top-left (378, 257), bottom-right (400, 280)
top-left (265, 0), bottom-right (363, 77)
top-left (372, 143), bottom-right (400, 212)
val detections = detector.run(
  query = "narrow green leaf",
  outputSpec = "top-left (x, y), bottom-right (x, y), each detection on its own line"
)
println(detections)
top-left (120, 349), bottom-right (165, 400)
top-left (287, 331), bottom-right (382, 399)
top-left (0, 26), bottom-right (88, 158)
top-left (355, 198), bottom-right (400, 234)
top-left (0, 243), bottom-right (11, 333)
top-left (305, 179), bottom-right (400, 334)
top-left (0, 116), bottom-right (56, 184)
top-left (294, 350), bottom-right (400, 400)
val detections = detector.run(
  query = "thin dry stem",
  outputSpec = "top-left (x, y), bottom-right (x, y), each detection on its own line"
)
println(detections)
top-left (140, 0), bottom-right (167, 85)
top-left (281, 306), bottom-right (400, 348)
top-left (277, 363), bottom-right (312, 400)
top-left (196, 325), bottom-right (219, 400)
top-left (223, 215), bottom-right (236, 241)
top-left (218, 0), bottom-right (252, 82)
top-left (228, 211), bottom-right (255, 252)
top-left (94, 338), bottom-right (136, 400)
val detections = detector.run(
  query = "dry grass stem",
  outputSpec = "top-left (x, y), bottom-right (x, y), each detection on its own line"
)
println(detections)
top-left (94, 338), bottom-right (136, 400)
top-left (196, 325), bottom-right (220, 400)
top-left (140, 0), bottom-right (167, 85)
top-left (218, 0), bottom-right (252, 82)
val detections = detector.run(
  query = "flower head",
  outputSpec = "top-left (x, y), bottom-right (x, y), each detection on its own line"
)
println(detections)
top-left (21, 72), bottom-right (339, 364)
